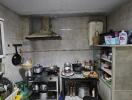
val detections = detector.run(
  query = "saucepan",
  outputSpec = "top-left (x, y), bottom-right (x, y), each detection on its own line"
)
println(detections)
top-left (12, 44), bottom-right (22, 66)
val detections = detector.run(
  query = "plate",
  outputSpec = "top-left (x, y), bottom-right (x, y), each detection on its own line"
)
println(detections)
top-left (61, 71), bottom-right (74, 77)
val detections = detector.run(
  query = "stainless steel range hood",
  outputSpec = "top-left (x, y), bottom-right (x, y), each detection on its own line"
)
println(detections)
top-left (26, 16), bottom-right (61, 40)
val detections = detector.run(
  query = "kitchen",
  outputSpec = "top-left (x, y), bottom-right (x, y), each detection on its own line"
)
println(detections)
top-left (0, 0), bottom-right (132, 100)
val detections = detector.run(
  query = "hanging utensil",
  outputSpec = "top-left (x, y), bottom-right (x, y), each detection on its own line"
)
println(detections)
top-left (12, 44), bottom-right (22, 66)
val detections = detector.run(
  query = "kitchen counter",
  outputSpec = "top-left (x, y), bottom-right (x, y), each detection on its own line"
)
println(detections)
top-left (61, 73), bottom-right (84, 79)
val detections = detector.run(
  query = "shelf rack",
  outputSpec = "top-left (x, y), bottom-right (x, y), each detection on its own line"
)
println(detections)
top-left (101, 67), bottom-right (112, 76)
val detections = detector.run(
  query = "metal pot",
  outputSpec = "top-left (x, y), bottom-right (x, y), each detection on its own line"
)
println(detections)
top-left (64, 62), bottom-right (71, 67)
top-left (49, 65), bottom-right (58, 71)
top-left (33, 64), bottom-right (43, 74)
top-left (32, 84), bottom-right (39, 92)
top-left (72, 63), bottom-right (82, 73)
top-left (40, 84), bottom-right (47, 91)
top-left (25, 69), bottom-right (33, 81)
top-left (64, 62), bottom-right (72, 73)
top-left (25, 69), bottom-right (32, 77)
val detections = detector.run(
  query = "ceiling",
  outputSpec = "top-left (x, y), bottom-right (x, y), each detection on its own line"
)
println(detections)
top-left (0, 0), bottom-right (130, 15)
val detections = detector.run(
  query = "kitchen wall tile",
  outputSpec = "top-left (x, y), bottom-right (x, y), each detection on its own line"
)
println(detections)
top-left (3, 55), bottom-right (23, 82)
top-left (0, 4), bottom-right (23, 82)
top-left (22, 16), bottom-right (105, 68)
top-left (31, 50), bottom-right (93, 67)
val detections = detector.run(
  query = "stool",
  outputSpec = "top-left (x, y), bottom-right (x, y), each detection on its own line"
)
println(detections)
top-left (83, 96), bottom-right (98, 100)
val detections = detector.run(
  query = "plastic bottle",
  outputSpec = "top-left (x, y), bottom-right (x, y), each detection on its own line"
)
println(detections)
top-left (115, 32), bottom-right (119, 44)
top-left (119, 30), bottom-right (128, 45)
top-left (92, 88), bottom-right (95, 97)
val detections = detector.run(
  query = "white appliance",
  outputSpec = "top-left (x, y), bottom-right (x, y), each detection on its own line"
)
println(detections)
top-left (88, 21), bottom-right (103, 45)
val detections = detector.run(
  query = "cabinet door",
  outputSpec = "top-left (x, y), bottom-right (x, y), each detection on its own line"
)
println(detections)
top-left (98, 79), bottom-right (111, 100)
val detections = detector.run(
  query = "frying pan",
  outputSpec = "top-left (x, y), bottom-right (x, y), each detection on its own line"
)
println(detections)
top-left (12, 44), bottom-right (22, 66)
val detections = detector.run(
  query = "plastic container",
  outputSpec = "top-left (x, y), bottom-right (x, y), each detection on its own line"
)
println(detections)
top-left (105, 36), bottom-right (112, 45)
top-left (78, 86), bottom-right (90, 99)
top-left (119, 30), bottom-right (128, 45)
top-left (111, 38), bottom-right (116, 45)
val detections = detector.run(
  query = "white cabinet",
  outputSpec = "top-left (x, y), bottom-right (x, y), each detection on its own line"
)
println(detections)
top-left (88, 21), bottom-right (103, 45)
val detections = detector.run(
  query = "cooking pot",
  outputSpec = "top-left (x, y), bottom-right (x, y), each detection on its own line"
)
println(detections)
top-left (33, 64), bottom-right (43, 74)
top-left (64, 62), bottom-right (72, 73)
top-left (40, 84), bottom-right (47, 92)
top-left (12, 44), bottom-right (22, 66)
top-left (25, 69), bottom-right (32, 77)
top-left (25, 69), bottom-right (33, 81)
top-left (32, 84), bottom-right (39, 92)
top-left (49, 65), bottom-right (58, 71)
top-left (72, 63), bottom-right (82, 73)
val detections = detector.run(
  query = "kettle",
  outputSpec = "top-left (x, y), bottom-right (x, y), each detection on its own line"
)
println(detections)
top-left (64, 62), bottom-right (72, 73)
top-left (33, 64), bottom-right (43, 74)
top-left (40, 84), bottom-right (47, 92)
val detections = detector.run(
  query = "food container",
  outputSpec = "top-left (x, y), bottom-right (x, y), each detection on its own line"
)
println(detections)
top-left (105, 36), bottom-right (116, 45)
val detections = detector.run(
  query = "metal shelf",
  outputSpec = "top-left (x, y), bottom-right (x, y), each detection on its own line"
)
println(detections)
top-left (96, 44), bottom-right (132, 47)
top-left (101, 58), bottom-right (112, 63)
top-left (100, 78), bottom-right (111, 89)
top-left (101, 67), bottom-right (112, 76)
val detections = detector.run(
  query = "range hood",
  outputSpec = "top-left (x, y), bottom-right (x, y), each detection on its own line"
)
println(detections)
top-left (26, 16), bottom-right (61, 40)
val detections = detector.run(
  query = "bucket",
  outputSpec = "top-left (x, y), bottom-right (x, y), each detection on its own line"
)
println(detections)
top-left (78, 86), bottom-right (90, 99)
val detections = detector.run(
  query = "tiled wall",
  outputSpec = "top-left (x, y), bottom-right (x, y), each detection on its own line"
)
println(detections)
top-left (24, 17), bottom-right (92, 67)
top-left (23, 16), bottom-right (105, 67)
top-left (108, 0), bottom-right (132, 31)
top-left (0, 4), bottom-right (23, 82)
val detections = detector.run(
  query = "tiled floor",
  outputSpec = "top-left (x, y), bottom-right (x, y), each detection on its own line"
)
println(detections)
top-left (65, 96), bottom-right (83, 100)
